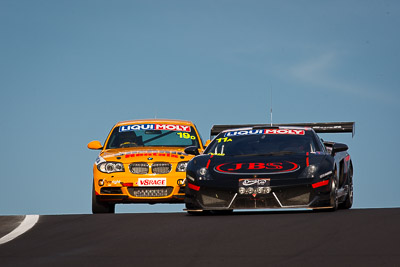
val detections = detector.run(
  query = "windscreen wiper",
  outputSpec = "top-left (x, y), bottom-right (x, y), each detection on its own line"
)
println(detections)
top-left (143, 131), bottom-right (174, 144)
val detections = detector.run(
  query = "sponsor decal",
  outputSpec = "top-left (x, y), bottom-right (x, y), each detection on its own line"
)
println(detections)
top-left (176, 132), bottom-right (197, 140)
top-left (216, 137), bottom-right (232, 143)
top-left (186, 174), bottom-right (195, 182)
top-left (319, 171), bottom-right (332, 179)
top-left (95, 156), bottom-right (106, 165)
top-left (208, 153), bottom-right (225, 156)
top-left (120, 124), bottom-right (191, 132)
top-left (264, 129), bottom-right (305, 135)
top-left (225, 129), bottom-right (264, 137)
top-left (102, 179), bottom-right (122, 186)
top-left (225, 129), bottom-right (305, 137)
top-left (215, 161), bottom-right (300, 175)
top-left (137, 178), bottom-right (166, 187)
top-left (239, 178), bottom-right (270, 186)
top-left (125, 150), bottom-right (188, 159)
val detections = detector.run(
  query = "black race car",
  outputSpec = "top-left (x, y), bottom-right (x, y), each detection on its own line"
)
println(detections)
top-left (184, 122), bottom-right (354, 214)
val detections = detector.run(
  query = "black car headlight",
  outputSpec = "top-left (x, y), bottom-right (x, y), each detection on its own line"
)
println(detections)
top-left (197, 167), bottom-right (213, 180)
top-left (299, 165), bottom-right (318, 178)
top-left (176, 161), bottom-right (188, 172)
top-left (98, 162), bottom-right (125, 173)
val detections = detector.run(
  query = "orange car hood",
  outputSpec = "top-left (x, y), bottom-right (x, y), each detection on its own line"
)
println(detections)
top-left (99, 147), bottom-right (192, 163)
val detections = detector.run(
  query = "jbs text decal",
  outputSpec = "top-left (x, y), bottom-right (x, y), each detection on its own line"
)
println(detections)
top-left (215, 161), bottom-right (300, 174)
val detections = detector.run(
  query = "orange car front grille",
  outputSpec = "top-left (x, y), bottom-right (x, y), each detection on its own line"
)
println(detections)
top-left (127, 187), bottom-right (174, 197)
top-left (129, 162), bottom-right (172, 174)
top-left (151, 162), bottom-right (172, 174)
top-left (129, 162), bottom-right (149, 174)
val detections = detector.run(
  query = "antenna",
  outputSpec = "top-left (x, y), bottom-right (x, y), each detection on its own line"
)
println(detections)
top-left (270, 88), bottom-right (273, 126)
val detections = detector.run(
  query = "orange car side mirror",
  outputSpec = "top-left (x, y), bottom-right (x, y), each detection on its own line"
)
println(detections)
top-left (87, 140), bottom-right (103, 150)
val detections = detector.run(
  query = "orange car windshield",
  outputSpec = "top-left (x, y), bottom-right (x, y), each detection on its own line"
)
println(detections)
top-left (105, 124), bottom-right (200, 149)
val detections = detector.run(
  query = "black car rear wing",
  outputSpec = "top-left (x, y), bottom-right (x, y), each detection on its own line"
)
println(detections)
top-left (210, 122), bottom-right (355, 138)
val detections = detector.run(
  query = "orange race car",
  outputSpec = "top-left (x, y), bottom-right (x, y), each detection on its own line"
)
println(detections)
top-left (87, 119), bottom-right (205, 213)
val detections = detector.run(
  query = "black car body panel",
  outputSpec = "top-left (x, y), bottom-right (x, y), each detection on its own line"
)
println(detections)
top-left (185, 122), bottom-right (354, 212)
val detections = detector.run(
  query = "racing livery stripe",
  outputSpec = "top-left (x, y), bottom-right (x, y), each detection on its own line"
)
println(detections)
top-left (312, 180), bottom-right (329, 188)
top-left (206, 155), bottom-right (213, 169)
top-left (188, 183), bottom-right (200, 191)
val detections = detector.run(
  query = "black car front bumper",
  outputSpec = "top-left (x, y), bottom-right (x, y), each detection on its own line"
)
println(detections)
top-left (185, 180), bottom-right (333, 210)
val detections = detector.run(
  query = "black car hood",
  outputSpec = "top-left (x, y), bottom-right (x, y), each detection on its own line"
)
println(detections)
top-left (204, 153), bottom-right (326, 180)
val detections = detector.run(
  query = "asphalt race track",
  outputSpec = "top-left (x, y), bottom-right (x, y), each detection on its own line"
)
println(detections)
top-left (1, 208), bottom-right (399, 267)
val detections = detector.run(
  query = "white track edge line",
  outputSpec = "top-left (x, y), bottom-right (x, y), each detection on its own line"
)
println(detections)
top-left (0, 215), bottom-right (39, 245)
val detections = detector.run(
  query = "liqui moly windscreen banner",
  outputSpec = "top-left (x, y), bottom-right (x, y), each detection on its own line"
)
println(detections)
top-left (225, 129), bottom-right (305, 137)
top-left (120, 124), bottom-right (191, 132)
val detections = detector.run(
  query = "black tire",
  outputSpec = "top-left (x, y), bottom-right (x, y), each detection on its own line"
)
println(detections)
top-left (211, 210), bottom-right (233, 215)
top-left (186, 211), bottom-right (207, 215)
top-left (339, 168), bottom-right (353, 209)
top-left (185, 202), bottom-right (209, 215)
top-left (329, 174), bottom-right (338, 211)
top-left (92, 184), bottom-right (115, 214)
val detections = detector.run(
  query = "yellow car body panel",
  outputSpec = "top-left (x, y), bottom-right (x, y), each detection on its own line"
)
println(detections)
top-left (88, 119), bottom-right (203, 213)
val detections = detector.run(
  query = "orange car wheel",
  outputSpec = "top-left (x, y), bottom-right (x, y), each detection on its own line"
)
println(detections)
top-left (92, 183), bottom-right (115, 214)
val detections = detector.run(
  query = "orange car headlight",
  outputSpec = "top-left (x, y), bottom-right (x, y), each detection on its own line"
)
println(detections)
top-left (98, 162), bottom-right (125, 173)
top-left (176, 161), bottom-right (188, 172)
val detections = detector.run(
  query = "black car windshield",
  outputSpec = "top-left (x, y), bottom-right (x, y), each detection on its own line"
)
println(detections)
top-left (204, 129), bottom-right (320, 156)
top-left (105, 124), bottom-right (201, 149)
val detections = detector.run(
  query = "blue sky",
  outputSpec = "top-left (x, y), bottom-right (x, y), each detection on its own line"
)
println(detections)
top-left (0, 0), bottom-right (399, 215)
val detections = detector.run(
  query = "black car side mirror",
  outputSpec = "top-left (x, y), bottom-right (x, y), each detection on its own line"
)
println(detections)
top-left (332, 143), bottom-right (348, 154)
top-left (184, 146), bottom-right (200, 156)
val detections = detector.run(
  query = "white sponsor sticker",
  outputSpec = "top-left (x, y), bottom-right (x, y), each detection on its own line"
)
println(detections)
top-left (264, 129), bottom-right (305, 135)
top-left (95, 156), bottom-right (106, 165)
top-left (319, 171), bottom-right (333, 179)
top-left (137, 178), bottom-right (167, 187)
